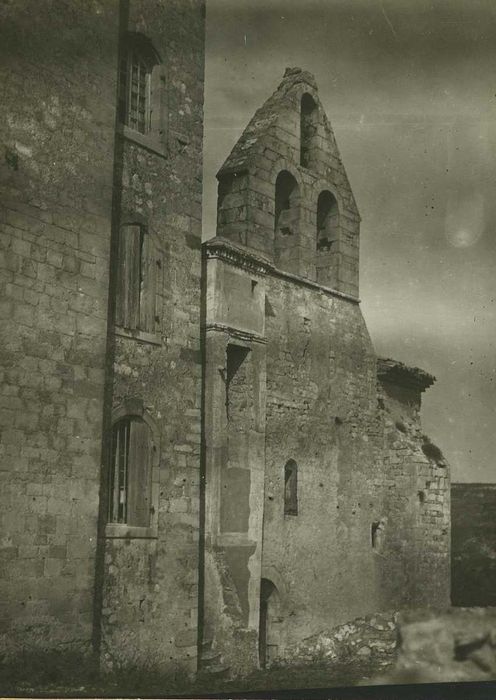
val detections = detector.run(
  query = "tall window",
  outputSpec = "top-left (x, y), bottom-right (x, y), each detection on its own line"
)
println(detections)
top-left (109, 416), bottom-right (152, 527)
top-left (118, 34), bottom-right (160, 135)
top-left (115, 224), bottom-right (158, 334)
top-left (316, 190), bottom-right (339, 251)
top-left (284, 459), bottom-right (298, 516)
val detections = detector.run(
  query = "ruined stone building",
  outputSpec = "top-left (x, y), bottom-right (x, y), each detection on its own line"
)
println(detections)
top-left (1, 0), bottom-right (450, 680)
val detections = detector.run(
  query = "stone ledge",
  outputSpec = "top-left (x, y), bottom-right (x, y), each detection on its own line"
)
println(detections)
top-left (104, 523), bottom-right (158, 540)
top-left (204, 236), bottom-right (360, 304)
top-left (115, 326), bottom-right (162, 346)
top-left (118, 125), bottom-right (168, 158)
top-left (204, 322), bottom-right (267, 345)
top-left (377, 357), bottom-right (436, 392)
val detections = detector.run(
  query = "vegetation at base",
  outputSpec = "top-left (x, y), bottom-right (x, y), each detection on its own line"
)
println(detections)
top-left (0, 649), bottom-right (394, 697)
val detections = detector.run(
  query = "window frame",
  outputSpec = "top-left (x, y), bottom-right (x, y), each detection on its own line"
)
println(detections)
top-left (119, 44), bottom-right (153, 135)
top-left (105, 400), bottom-right (160, 539)
top-left (117, 33), bottom-right (169, 157)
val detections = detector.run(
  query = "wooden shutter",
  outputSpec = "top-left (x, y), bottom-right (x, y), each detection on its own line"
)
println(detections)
top-left (126, 419), bottom-right (151, 527)
top-left (150, 65), bottom-right (167, 142)
top-left (139, 233), bottom-right (157, 333)
top-left (109, 426), bottom-right (119, 522)
top-left (116, 224), bottom-right (141, 329)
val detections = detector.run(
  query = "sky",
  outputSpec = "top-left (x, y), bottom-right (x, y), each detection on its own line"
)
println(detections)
top-left (202, 0), bottom-right (496, 483)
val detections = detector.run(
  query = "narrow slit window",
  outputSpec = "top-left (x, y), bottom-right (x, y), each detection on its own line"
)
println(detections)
top-left (284, 459), bottom-right (298, 515)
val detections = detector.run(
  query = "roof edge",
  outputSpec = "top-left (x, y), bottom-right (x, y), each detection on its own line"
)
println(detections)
top-left (377, 357), bottom-right (436, 392)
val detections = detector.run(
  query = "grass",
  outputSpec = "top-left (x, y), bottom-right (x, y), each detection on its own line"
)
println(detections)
top-left (0, 649), bottom-right (394, 697)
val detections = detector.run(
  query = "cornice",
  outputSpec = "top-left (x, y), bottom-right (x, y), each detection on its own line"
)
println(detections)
top-left (203, 237), bottom-right (360, 304)
top-left (204, 322), bottom-right (267, 345)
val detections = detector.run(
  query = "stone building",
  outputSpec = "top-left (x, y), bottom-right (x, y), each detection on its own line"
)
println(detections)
top-left (0, 0), bottom-right (205, 675)
top-left (202, 68), bottom-right (450, 673)
top-left (1, 0), bottom-right (450, 681)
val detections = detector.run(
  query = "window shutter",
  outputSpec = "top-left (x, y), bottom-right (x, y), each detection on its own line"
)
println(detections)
top-left (127, 419), bottom-right (151, 527)
top-left (109, 427), bottom-right (119, 522)
top-left (139, 233), bottom-right (157, 333)
top-left (150, 65), bottom-right (167, 142)
top-left (116, 224), bottom-right (141, 329)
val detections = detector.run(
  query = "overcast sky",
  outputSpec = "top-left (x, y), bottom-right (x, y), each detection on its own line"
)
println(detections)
top-left (203, 0), bottom-right (496, 483)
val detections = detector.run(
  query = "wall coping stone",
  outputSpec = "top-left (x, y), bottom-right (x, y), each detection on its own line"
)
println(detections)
top-left (377, 357), bottom-right (436, 392)
top-left (204, 236), bottom-right (360, 304)
top-left (205, 322), bottom-right (267, 345)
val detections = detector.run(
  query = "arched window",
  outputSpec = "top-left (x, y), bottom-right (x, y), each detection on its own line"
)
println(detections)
top-left (118, 33), bottom-right (161, 135)
top-left (108, 415), bottom-right (152, 527)
top-left (300, 93), bottom-right (318, 168)
top-left (274, 171), bottom-right (299, 238)
top-left (284, 459), bottom-right (298, 516)
top-left (316, 190), bottom-right (339, 251)
top-left (115, 223), bottom-right (160, 334)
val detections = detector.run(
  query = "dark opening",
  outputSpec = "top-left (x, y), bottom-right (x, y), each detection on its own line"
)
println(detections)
top-left (226, 344), bottom-right (250, 420)
top-left (284, 459), bottom-right (298, 515)
top-left (371, 521), bottom-right (380, 547)
top-left (259, 578), bottom-right (278, 669)
top-left (274, 171), bottom-right (299, 237)
top-left (317, 190), bottom-right (339, 252)
top-left (300, 93), bottom-right (318, 168)
top-left (109, 416), bottom-right (151, 527)
top-left (217, 172), bottom-right (235, 210)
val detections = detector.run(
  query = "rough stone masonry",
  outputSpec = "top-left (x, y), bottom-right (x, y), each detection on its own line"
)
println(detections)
top-left (1, 0), bottom-right (450, 681)
top-left (202, 67), bottom-right (450, 674)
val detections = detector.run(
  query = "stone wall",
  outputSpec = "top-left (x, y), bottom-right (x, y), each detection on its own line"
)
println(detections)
top-left (261, 296), bottom-right (450, 662)
top-left (262, 275), bottom-right (381, 650)
top-left (203, 67), bottom-right (450, 676)
top-left (283, 611), bottom-right (398, 668)
top-left (452, 483), bottom-right (496, 606)
top-left (0, 0), bottom-right (206, 674)
top-left (0, 0), bottom-right (118, 659)
top-left (99, 0), bottom-right (205, 675)
top-left (202, 241), bottom-right (267, 675)
top-left (376, 363), bottom-right (451, 608)
top-left (202, 241), bottom-right (451, 674)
